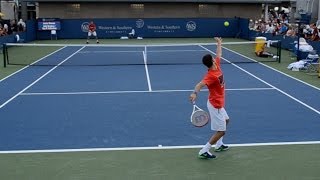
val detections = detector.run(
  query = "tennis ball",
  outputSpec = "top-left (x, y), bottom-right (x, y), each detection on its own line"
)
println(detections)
top-left (224, 21), bottom-right (229, 27)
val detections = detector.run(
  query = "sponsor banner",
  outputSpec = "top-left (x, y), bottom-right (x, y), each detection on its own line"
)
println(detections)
top-left (37, 18), bottom-right (238, 39)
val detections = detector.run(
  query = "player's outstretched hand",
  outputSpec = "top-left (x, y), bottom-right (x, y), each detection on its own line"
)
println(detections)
top-left (214, 37), bottom-right (222, 44)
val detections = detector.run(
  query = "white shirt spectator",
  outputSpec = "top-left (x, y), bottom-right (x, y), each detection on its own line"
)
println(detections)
top-left (265, 24), bottom-right (274, 33)
top-left (17, 19), bottom-right (26, 29)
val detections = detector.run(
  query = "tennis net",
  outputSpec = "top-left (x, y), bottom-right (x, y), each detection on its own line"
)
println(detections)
top-left (3, 41), bottom-right (281, 67)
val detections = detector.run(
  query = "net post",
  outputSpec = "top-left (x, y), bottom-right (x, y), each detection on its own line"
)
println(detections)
top-left (318, 62), bottom-right (320, 78)
top-left (6, 44), bottom-right (9, 65)
top-left (277, 40), bottom-right (281, 63)
top-left (2, 43), bottom-right (6, 67)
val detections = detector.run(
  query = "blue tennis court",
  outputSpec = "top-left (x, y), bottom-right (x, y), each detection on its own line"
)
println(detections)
top-left (0, 44), bottom-right (319, 152)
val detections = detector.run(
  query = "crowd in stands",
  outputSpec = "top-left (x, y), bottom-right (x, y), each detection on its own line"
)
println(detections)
top-left (250, 9), bottom-right (320, 42)
top-left (0, 19), bottom-right (26, 36)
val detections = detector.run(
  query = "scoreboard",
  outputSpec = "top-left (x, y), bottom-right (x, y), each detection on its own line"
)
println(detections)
top-left (38, 18), bottom-right (61, 30)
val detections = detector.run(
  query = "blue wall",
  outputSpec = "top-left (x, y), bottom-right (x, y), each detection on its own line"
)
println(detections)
top-left (26, 20), bottom-right (36, 42)
top-left (238, 18), bottom-right (250, 39)
top-left (36, 18), bottom-right (239, 39)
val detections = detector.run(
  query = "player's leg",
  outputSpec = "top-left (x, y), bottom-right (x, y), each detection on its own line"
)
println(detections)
top-left (93, 31), bottom-right (99, 43)
top-left (198, 101), bottom-right (226, 159)
top-left (198, 131), bottom-right (224, 159)
top-left (87, 31), bottom-right (92, 44)
top-left (215, 108), bottom-right (230, 152)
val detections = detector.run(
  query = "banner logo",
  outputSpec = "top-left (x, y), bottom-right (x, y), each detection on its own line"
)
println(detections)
top-left (81, 22), bottom-right (89, 32)
top-left (136, 19), bottom-right (144, 28)
top-left (186, 21), bottom-right (196, 31)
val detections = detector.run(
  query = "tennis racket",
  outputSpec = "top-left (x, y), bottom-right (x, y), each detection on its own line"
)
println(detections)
top-left (190, 102), bottom-right (209, 127)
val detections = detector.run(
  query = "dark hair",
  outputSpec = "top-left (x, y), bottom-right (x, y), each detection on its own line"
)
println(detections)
top-left (202, 54), bottom-right (213, 68)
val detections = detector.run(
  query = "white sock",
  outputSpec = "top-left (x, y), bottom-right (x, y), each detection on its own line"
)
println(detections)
top-left (199, 142), bottom-right (212, 155)
top-left (215, 137), bottom-right (223, 149)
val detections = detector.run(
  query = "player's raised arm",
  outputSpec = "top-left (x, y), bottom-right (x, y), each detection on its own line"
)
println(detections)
top-left (215, 37), bottom-right (222, 59)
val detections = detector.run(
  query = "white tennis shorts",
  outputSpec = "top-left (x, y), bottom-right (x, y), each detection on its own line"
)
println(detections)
top-left (207, 101), bottom-right (229, 131)
top-left (88, 31), bottom-right (97, 36)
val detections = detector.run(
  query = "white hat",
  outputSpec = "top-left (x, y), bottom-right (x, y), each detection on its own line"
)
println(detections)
top-left (299, 38), bottom-right (308, 45)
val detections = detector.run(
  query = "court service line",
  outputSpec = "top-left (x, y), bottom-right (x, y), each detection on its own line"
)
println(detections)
top-left (199, 45), bottom-right (320, 115)
top-left (0, 46), bottom-right (67, 83)
top-left (143, 50), bottom-right (152, 91)
top-left (0, 141), bottom-right (319, 154)
top-left (222, 46), bottom-right (320, 91)
top-left (79, 50), bottom-right (142, 53)
top-left (0, 46), bottom-right (86, 109)
top-left (20, 88), bottom-right (276, 96)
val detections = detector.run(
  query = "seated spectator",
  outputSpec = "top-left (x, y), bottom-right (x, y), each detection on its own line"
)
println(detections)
top-left (286, 25), bottom-right (296, 37)
top-left (310, 23), bottom-right (319, 41)
top-left (248, 19), bottom-right (254, 30)
top-left (273, 23), bottom-right (280, 35)
top-left (278, 23), bottom-right (288, 35)
top-left (303, 25), bottom-right (313, 39)
top-left (128, 29), bottom-right (135, 38)
top-left (3, 23), bottom-right (8, 35)
top-left (0, 27), bottom-right (4, 36)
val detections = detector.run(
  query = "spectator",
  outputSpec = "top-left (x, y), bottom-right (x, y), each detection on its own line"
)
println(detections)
top-left (310, 23), bottom-right (319, 41)
top-left (265, 23), bottom-right (275, 33)
top-left (249, 19), bottom-right (254, 30)
top-left (278, 23), bottom-right (288, 35)
top-left (3, 23), bottom-right (8, 35)
top-left (286, 25), bottom-right (296, 37)
top-left (0, 25), bottom-right (4, 36)
top-left (303, 25), bottom-right (313, 39)
top-left (9, 20), bottom-right (18, 34)
top-left (17, 19), bottom-right (26, 32)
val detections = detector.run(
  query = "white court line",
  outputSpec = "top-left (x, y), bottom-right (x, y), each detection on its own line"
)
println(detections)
top-left (199, 45), bottom-right (320, 115)
top-left (222, 46), bottom-right (320, 91)
top-left (143, 47), bottom-right (152, 91)
top-left (20, 88), bottom-right (276, 96)
top-left (0, 46), bottom-right (86, 109)
top-left (78, 49), bottom-right (208, 54)
top-left (0, 47), bottom-right (67, 82)
top-left (0, 141), bottom-right (319, 154)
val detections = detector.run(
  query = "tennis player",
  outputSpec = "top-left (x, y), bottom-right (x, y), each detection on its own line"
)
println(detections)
top-left (86, 21), bottom-right (99, 44)
top-left (189, 37), bottom-right (230, 159)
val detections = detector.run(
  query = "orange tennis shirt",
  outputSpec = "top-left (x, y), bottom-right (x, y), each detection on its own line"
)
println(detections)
top-left (202, 57), bottom-right (225, 108)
